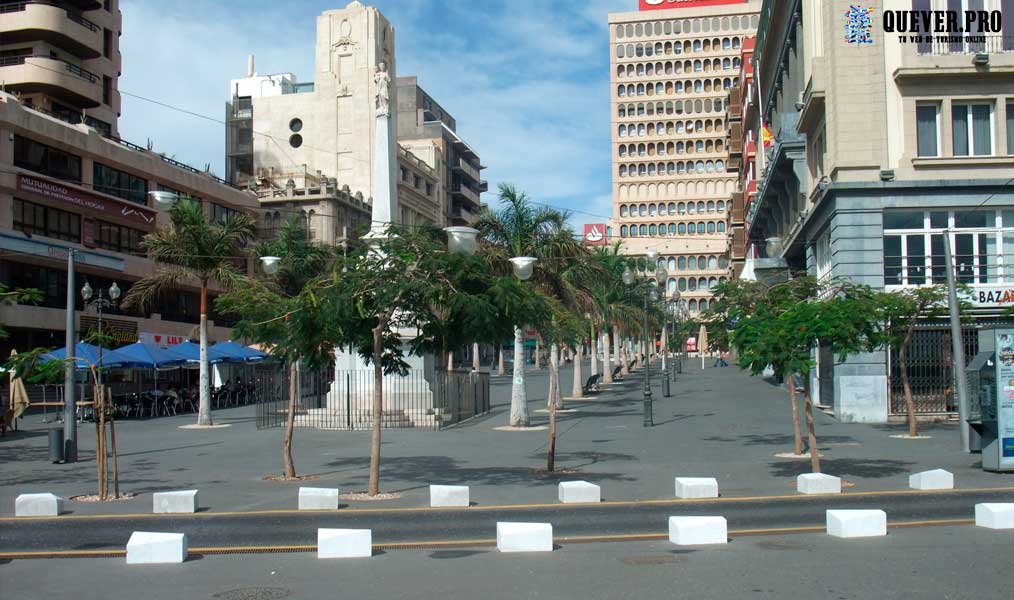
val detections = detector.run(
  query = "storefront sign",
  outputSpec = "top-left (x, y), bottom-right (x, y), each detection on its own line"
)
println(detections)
top-left (639, 0), bottom-right (746, 11)
top-left (138, 332), bottom-right (188, 348)
top-left (583, 224), bottom-right (607, 246)
top-left (0, 233), bottom-right (124, 271)
top-left (17, 174), bottom-right (157, 228)
top-left (80, 316), bottom-right (138, 346)
top-left (993, 330), bottom-right (1014, 469)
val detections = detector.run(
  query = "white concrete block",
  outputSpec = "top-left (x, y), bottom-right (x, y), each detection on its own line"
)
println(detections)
top-left (975, 503), bottom-right (1014, 529)
top-left (430, 485), bottom-right (470, 507)
top-left (14, 493), bottom-right (63, 517)
top-left (797, 473), bottom-right (842, 494)
top-left (126, 531), bottom-right (187, 564)
top-left (152, 490), bottom-right (198, 514)
top-left (667, 516), bottom-right (728, 545)
top-left (826, 510), bottom-right (887, 538)
top-left (558, 481), bottom-right (601, 504)
top-left (298, 487), bottom-right (340, 510)
top-left (674, 477), bottom-right (719, 499)
top-left (496, 522), bottom-right (553, 552)
top-left (317, 528), bottom-right (372, 558)
top-left (908, 469), bottom-right (954, 491)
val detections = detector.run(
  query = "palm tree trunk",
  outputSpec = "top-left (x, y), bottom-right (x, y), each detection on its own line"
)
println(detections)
top-left (498, 346), bottom-right (505, 376)
top-left (547, 346), bottom-right (559, 472)
top-left (590, 323), bottom-right (598, 376)
top-left (472, 342), bottom-right (481, 371)
top-left (613, 327), bottom-right (622, 371)
top-left (620, 335), bottom-right (630, 376)
top-left (283, 360), bottom-right (298, 479)
top-left (900, 330), bottom-right (919, 437)
top-left (510, 326), bottom-right (529, 427)
top-left (602, 331), bottom-right (613, 383)
top-left (447, 351), bottom-right (454, 372)
top-left (786, 374), bottom-right (804, 456)
top-left (197, 284), bottom-right (213, 426)
top-left (368, 324), bottom-right (385, 496)
top-left (534, 338), bottom-right (541, 370)
top-left (803, 382), bottom-right (821, 473)
top-left (571, 344), bottom-right (583, 399)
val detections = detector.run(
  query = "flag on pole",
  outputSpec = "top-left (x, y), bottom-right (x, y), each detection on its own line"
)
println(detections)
top-left (762, 123), bottom-right (774, 148)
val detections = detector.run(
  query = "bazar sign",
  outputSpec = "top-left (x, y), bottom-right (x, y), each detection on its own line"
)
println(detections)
top-left (17, 174), bottom-right (157, 228)
top-left (639, 0), bottom-right (746, 11)
top-left (973, 287), bottom-right (1014, 307)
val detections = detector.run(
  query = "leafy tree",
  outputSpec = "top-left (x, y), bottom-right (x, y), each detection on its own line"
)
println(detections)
top-left (0, 285), bottom-right (43, 339)
top-left (124, 198), bottom-right (255, 426)
top-left (217, 216), bottom-right (333, 478)
top-left (874, 286), bottom-right (956, 437)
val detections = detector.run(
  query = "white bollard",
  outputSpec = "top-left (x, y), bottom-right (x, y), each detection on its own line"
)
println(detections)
top-left (667, 516), bottom-right (727, 545)
top-left (298, 487), bottom-right (340, 510)
top-left (558, 481), bottom-right (601, 503)
top-left (496, 522), bottom-right (553, 552)
top-left (152, 490), bottom-right (198, 514)
top-left (826, 510), bottom-right (887, 538)
top-left (908, 469), bottom-right (954, 490)
top-left (14, 493), bottom-right (63, 517)
top-left (430, 485), bottom-right (470, 507)
top-left (317, 528), bottom-right (372, 558)
top-left (797, 473), bottom-right (842, 494)
top-left (126, 531), bottom-right (187, 564)
top-left (674, 477), bottom-right (719, 499)
top-left (975, 503), bottom-right (1014, 529)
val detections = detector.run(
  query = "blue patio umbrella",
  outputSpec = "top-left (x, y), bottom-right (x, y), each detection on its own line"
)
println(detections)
top-left (113, 342), bottom-right (190, 369)
top-left (164, 341), bottom-right (230, 365)
top-left (210, 341), bottom-right (269, 363)
top-left (41, 342), bottom-right (137, 370)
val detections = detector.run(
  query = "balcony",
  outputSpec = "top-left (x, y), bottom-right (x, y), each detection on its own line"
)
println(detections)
top-left (451, 157), bottom-right (482, 183)
top-left (0, 54), bottom-right (101, 107)
top-left (479, 180), bottom-right (488, 193)
top-left (896, 35), bottom-right (1014, 82)
top-left (0, 2), bottom-right (103, 59)
top-left (451, 182), bottom-right (480, 206)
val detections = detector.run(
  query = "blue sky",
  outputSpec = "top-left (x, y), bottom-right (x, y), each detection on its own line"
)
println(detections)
top-left (118, 0), bottom-right (637, 229)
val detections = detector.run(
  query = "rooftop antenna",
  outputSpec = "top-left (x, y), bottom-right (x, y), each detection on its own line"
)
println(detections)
top-left (247, 54), bottom-right (255, 78)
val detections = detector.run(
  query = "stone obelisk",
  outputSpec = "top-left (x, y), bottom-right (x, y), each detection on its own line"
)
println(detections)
top-left (367, 61), bottom-right (398, 237)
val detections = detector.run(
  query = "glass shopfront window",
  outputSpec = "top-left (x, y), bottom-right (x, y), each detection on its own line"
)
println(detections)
top-left (883, 209), bottom-right (1004, 286)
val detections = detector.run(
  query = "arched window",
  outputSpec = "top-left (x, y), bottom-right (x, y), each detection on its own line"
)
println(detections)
top-left (667, 278), bottom-right (677, 293)
top-left (678, 256), bottom-right (687, 270)
top-left (667, 163), bottom-right (676, 175)
top-left (657, 203), bottom-right (667, 217)
top-left (716, 200), bottom-right (725, 212)
top-left (617, 45), bottom-right (625, 59)
top-left (619, 205), bottom-right (628, 217)
top-left (696, 161), bottom-right (705, 173)
top-left (709, 277), bottom-right (718, 289)
top-left (677, 162), bottom-right (686, 174)
top-left (639, 224), bottom-right (648, 236)
top-left (699, 299), bottom-right (708, 312)
top-left (697, 201), bottom-right (705, 213)
top-left (668, 223), bottom-right (677, 235)
top-left (693, 40), bottom-right (702, 52)
top-left (668, 202), bottom-right (676, 214)
top-left (686, 202), bottom-right (695, 215)
top-left (722, 38), bottom-right (731, 50)
top-left (635, 44), bottom-right (644, 57)
top-left (698, 222), bottom-right (706, 233)
top-left (619, 165), bottom-right (627, 177)
top-left (733, 37), bottom-right (741, 49)
top-left (638, 164), bottom-right (646, 176)
top-left (694, 80), bottom-right (703, 93)
top-left (678, 222), bottom-right (687, 235)
top-left (638, 123), bottom-right (646, 136)
top-left (678, 202), bottom-right (686, 214)
top-left (618, 146), bottom-right (627, 157)
top-left (688, 222), bottom-right (696, 234)
top-left (678, 278), bottom-right (687, 292)
top-left (708, 256), bottom-right (718, 270)
top-left (648, 204), bottom-right (657, 217)
top-left (647, 164), bottom-right (656, 176)
top-left (688, 256), bottom-right (697, 270)
top-left (717, 222), bottom-right (726, 233)
top-left (618, 105), bottom-right (626, 118)
top-left (719, 256), bottom-right (729, 269)
top-left (667, 257), bottom-right (677, 272)
top-left (699, 277), bottom-right (708, 290)
top-left (688, 279), bottom-right (697, 292)
top-left (689, 299), bottom-right (698, 312)
top-left (649, 224), bottom-right (657, 236)
top-left (638, 204), bottom-right (647, 217)
top-left (636, 83), bottom-right (645, 96)
top-left (693, 59), bottom-right (702, 72)
top-left (707, 221), bottom-right (716, 234)
top-left (620, 225), bottom-right (628, 237)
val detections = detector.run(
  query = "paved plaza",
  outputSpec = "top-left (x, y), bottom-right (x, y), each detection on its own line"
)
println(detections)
top-left (2, 360), bottom-right (1010, 517)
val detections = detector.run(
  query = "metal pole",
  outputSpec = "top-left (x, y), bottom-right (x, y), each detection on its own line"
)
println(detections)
top-left (642, 289), bottom-right (653, 427)
top-left (63, 250), bottom-right (77, 463)
top-left (942, 232), bottom-right (970, 452)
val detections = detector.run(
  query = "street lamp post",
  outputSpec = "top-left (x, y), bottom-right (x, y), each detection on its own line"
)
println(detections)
top-left (63, 249), bottom-right (77, 462)
top-left (81, 281), bottom-right (121, 397)
top-left (624, 249), bottom-right (661, 427)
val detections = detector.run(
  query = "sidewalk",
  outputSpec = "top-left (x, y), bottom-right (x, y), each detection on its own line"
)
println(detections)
top-left (1, 359), bottom-right (1010, 516)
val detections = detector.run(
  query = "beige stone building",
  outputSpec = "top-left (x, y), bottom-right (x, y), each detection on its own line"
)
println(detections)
top-left (0, 0), bottom-right (121, 137)
top-left (607, 1), bottom-right (760, 315)
top-left (226, 2), bottom-right (470, 240)
top-left (745, 0), bottom-right (1014, 421)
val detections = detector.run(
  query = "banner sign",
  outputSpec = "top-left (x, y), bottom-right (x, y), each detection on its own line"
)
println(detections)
top-left (80, 316), bottom-right (138, 346)
top-left (139, 332), bottom-right (188, 348)
top-left (17, 174), bottom-right (157, 228)
top-left (993, 330), bottom-right (1014, 469)
top-left (639, 0), bottom-right (746, 11)
top-left (583, 224), bottom-right (608, 246)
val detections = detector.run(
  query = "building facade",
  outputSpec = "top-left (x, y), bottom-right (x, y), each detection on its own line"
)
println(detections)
top-left (607, 0), bottom-right (760, 316)
top-left (226, 2), bottom-right (463, 240)
top-left (745, 0), bottom-right (1014, 421)
top-left (0, 92), bottom-right (260, 358)
top-left (0, 0), bottom-right (121, 137)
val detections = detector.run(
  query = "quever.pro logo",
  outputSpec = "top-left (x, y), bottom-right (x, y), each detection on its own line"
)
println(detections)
top-left (844, 5), bottom-right (875, 44)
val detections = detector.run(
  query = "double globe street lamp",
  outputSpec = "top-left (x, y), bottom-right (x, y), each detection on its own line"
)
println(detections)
top-left (623, 248), bottom-right (663, 427)
top-left (80, 280), bottom-right (121, 400)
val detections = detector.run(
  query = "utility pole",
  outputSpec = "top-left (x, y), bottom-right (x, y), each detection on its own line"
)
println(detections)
top-left (63, 250), bottom-right (77, 463)
top-left (942, 232), bottom-right (970, 452)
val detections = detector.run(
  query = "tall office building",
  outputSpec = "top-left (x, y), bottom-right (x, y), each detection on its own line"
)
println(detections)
top-left (607, 0), bottom-right (759, 315)
top-left (0, 0), bottom-right (121, 137)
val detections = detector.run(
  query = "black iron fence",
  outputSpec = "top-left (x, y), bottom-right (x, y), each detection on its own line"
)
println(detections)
top-left (255, 368), bottom-right (490, 430)
top-left (888, 326), bottom-right (978, 414)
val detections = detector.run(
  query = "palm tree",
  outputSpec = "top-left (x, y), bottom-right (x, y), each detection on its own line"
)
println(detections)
top-left (590, 244), bottom-right (643, 379)
top-left (476, 184), bottom-right (575, 427)
top-left (123, 198), bottom-right (255, 426)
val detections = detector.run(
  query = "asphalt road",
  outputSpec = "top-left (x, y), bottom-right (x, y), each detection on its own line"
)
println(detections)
top-left (2, 526), bottom-right (1012, 600)
top-left (2, 487), bottom-right (1011, 554)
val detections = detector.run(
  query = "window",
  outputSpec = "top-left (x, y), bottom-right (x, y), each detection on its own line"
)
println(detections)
top-left (916, 104), bottom-right (936, 157)
top-left (93, 163), bottom-right (148, 205)
top-left (289, 134), bottom-right (303, 148)
top-left (95, 220), bottom-right (144, 254)
top-left (210, 202), bottom-right (242, 224)
top-left (413, 175), bottom-right (421, 189)
top-left (1007, 102), bottom-right (1014, 155)
top-left (289, 118), bottom-right (303, 132)
top-left (426, 183), bottom-right (433, 196)
top-left (13, 199), bottom-right (80, 243)
top-left (952, 102), bottom-right (992, 156)
top-left (13, 136), bottom-right (81, 182)
top-left (883, 209), bottom-right (1004, 287)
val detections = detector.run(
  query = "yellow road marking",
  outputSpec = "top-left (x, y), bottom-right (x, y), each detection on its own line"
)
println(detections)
top-left (2, 487), bottom-right (1011, 523)
top-left (0, 518), bottom-right (977, 560)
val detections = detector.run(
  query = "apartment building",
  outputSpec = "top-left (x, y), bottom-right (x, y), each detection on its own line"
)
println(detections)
top-left (607, 0), bottom-right (760, 315)
top-left (745, 0), bottom-right (1014, 422)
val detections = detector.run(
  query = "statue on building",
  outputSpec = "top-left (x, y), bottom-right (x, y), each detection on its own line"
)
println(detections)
top-left (374, 62), bottom-right (390, 115)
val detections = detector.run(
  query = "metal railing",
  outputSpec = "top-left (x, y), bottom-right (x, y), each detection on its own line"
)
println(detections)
top-left (0, 54), bottom-right (98, 83)
top-left (0, 1), bottom-right (99, 31)
top-left (255, 368), bottom-right (490, 430)
top-left (919, 35), bottom-right (1014, 55)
